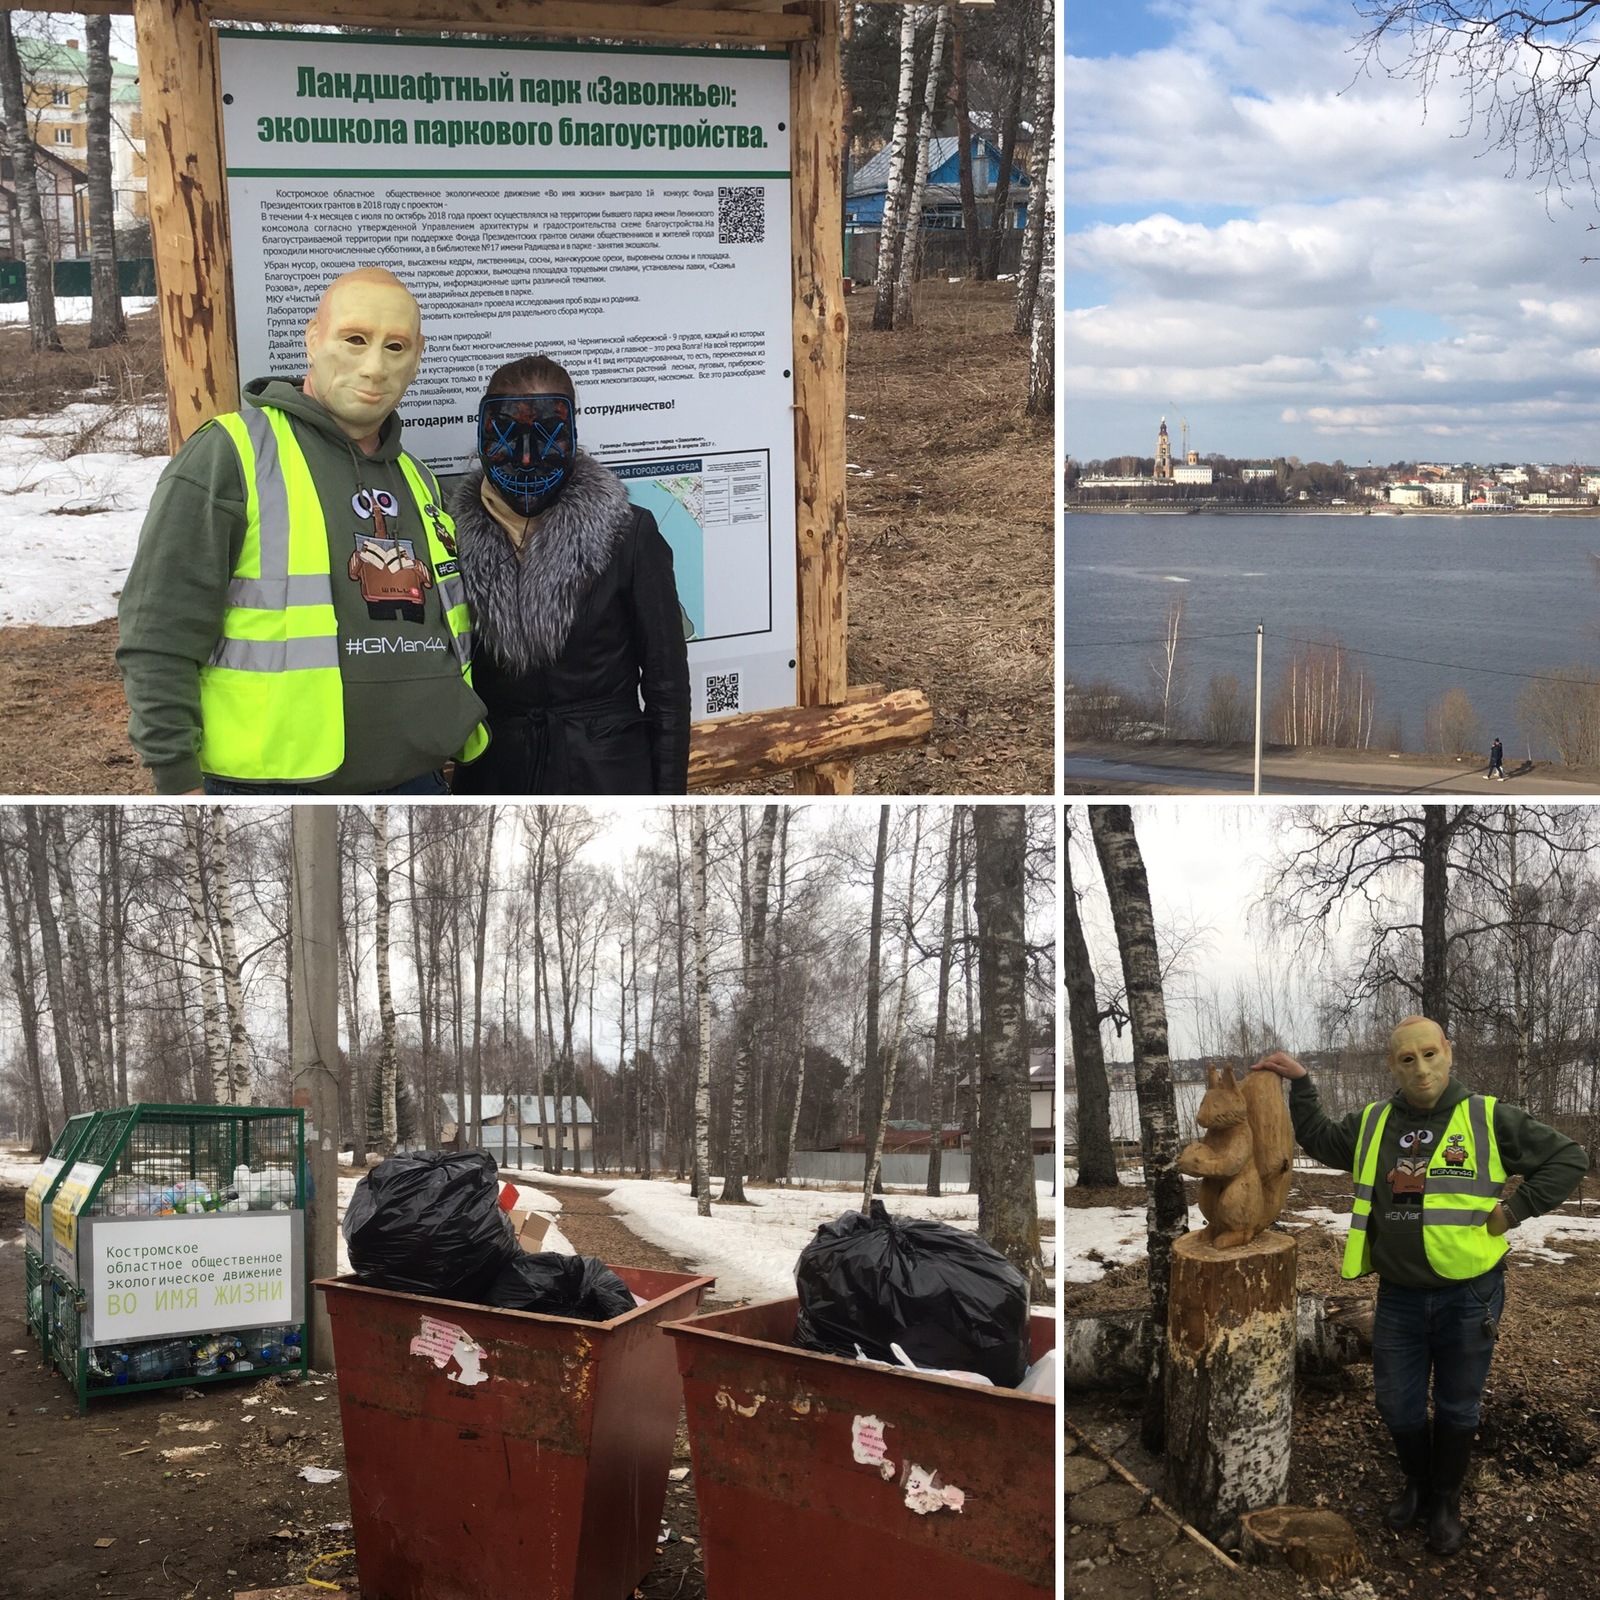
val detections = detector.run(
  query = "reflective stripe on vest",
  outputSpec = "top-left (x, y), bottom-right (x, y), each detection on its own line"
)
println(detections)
top-left (1340, 1095), bottom-right (1509, 1280)
top-left (198, 409), bottom-right (486, 780)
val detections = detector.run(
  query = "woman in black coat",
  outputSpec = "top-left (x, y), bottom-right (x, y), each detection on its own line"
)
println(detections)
top-left (449, 355), bottom-right (690, 794)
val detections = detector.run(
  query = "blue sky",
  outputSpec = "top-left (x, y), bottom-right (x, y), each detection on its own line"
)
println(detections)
top-left (1064, 0), bottom-right (1600, 463)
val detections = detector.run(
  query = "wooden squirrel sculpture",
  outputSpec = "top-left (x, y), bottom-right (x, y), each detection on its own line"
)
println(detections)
top-left (1175, 1062), bottom-right (1294, 1249)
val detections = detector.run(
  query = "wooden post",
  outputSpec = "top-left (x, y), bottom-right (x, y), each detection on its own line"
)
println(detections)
top-left (787, 0), bottom-right (852, 795)
top-left (132, 0), bottom-right (239, 448)
top-left (1164, 1228), bottom-right (1296, 1539)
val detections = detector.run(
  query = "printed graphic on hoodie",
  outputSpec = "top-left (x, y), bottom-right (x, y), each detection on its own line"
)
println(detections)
top-left (345, 489), bottom-right (432, 624)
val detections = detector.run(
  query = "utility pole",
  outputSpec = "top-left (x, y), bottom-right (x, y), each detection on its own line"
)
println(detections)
top-left (1253, 623), bottom-right (1264, 797)
top-left (290, 806), bottom-right (341, 1371)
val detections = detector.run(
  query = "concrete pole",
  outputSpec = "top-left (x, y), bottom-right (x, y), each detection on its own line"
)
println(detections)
top-left (290, 805), bottom-right (341, 1371)
top-left (1253, 623), bottom-right (1264, 797)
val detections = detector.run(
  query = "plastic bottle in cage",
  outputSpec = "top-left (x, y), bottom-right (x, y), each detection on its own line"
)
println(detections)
top-left (124, 1340), bottom-right (192, 1382)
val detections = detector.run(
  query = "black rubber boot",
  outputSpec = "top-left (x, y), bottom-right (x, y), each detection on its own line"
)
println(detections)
top-left (1383, 1425), bottom-right (1433, 1530)
top-left (1427, 1421), bottom-right (1477, 1555)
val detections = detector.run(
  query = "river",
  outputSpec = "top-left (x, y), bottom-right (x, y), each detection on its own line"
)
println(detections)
top-left (1064, 511), bottom-right (1600, 758)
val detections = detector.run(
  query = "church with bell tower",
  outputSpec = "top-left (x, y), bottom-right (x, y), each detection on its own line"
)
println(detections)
top-left (1155, 417), bottom-right (1173, 480)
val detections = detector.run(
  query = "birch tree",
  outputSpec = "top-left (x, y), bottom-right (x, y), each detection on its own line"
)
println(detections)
top-left (183, 811), bottom-right (230, 1104)
top-left (48, 812), bottom-right (113, 1108)
top-left (373, 806), bottom-right (400, 1154)
top-left (0, 14), bottom-right (60, 351)
top-left (0, 814), bottom-right (51, 1148)
top-left (723, 804), bottom-right (779, 1203)
top-left (1089, 804), bottom-right (1188, 1451)
top-left (1064, 817), bottom-right (1119, 1187)
top-left (872, 5), bottom-right (922, 330)
top-left (208, 810), bottom-right (251, 1105)
top-left (692, 808), bottom-right (714, 1218)
top-left (892, 5), bottom-right (950, 330)
top-left (1013, 0), bottom-right (1053, 337)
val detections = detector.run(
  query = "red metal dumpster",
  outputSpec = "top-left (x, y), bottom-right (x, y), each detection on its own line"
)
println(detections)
top-left (666, 1298), bottom-right (1054, 1599)
top-left (316, 1264), bottom-right (713, 1600)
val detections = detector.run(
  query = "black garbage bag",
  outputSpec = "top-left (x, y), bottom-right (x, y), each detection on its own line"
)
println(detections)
top-left (792, 1200), bottom-right (1031, 1387)
top-left (482, 1252), bottom-right (637, 1322)
top-left (343, 1149), bottom-right (516, 1301)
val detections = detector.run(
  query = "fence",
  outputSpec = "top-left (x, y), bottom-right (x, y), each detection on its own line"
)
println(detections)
top-left (476, 1127), bottom-right (595, 1173)
top-left (845, 228), bottom-right (1025, 285)
top-left (787, 1151), bottom-right (1055, 1188)
top-left (0, 257), bottom-right (157, 303)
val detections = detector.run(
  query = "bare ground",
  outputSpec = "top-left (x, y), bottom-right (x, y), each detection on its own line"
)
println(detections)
top-left (0, 281), bottom-right (1052, 797)
top-left (0, 1173), bottom-right (720, 1600)
top-left (1061, 1169), bottom-right (1600, 1599)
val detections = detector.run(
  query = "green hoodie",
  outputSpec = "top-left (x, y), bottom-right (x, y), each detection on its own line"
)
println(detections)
top-left (1290, 1073), bottom-right (1587, 1288)
top-left (116, 378), bottom-right (485, 794)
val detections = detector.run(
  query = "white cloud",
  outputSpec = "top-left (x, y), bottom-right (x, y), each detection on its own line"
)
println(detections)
top-left (1066, 0), bottom-right (1600, 458)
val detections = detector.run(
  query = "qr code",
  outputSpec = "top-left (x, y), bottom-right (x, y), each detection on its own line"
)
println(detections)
top-left (718, 186), bottom-right (765, 244)
top-left (705, 672), bottom-right (741, 715)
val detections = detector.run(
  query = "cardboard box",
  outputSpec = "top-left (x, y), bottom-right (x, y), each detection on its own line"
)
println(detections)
top-left (509, 1208), bottom-right (552, 1252)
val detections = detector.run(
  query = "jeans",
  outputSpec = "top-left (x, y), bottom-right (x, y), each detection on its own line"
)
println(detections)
top-left (202, 770), bottom-right (449, 797)
top-left (1371, 1269), bottom-right (1505, 1434)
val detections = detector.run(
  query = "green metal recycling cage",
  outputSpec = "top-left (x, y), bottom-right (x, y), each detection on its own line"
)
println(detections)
top-left (23, 1112), bottom-right (98, 1360)
top-left (38, 1103), bottom-right (310, 1413)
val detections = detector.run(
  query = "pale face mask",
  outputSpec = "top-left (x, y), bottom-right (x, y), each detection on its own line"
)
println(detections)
top-left (305, 279), bottom-right (424, 439)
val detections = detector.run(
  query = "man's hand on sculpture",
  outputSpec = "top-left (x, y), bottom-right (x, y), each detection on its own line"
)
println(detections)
top-left (1251, 1051), bottom-right (1307, 1080)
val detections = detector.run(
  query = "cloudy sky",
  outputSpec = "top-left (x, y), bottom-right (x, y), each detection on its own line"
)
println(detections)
top-left (1064, 0), bottom-right (1600, 465)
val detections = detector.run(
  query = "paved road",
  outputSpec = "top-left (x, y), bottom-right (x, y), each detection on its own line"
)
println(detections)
top-left (1062, 744), bottom-right (1600, 796)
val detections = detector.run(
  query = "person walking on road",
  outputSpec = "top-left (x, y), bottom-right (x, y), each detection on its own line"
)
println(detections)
top-left (1485, 738), bottom-right (1505, 781)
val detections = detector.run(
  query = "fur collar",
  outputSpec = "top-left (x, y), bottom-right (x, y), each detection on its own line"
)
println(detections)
top-left (451, 449), bottom-right (629, 675)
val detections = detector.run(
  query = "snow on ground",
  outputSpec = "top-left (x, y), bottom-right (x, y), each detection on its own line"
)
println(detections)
top-left (0, 408), bottom-right (168, 626)
top-left (1058, 1206), bottom-right (1154, 1283)
top-left (533, 1175), bottom-right (1056, 1305)
top-left (0, 1149), bottom-right (43, 1190)
top-left (0, 295), bottom-right (156, 326)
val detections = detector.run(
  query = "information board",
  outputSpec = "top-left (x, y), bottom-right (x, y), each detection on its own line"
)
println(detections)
top-left (50, 1161), bottom-right (103, 1282)
top-left (83, 1213), bottom-right (306, 1345)
top-left (23, 1156), bottom-right (64, 1255)
top-left (219, 31), bottom-right (798, 720)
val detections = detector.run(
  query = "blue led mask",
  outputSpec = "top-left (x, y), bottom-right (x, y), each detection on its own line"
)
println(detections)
top-left (477, 393), bottom-right (577, 516)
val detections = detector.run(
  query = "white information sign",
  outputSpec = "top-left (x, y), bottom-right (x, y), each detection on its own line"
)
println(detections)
top-left (219, 31), bottom-right (798, 719)
top-left (83, 1213), bottom-right (305, 1345)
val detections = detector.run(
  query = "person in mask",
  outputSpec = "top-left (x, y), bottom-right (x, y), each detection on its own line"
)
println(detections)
top-left (448, 354), bottom-right (690, 794)
top-left (117, 266), bottom-right (486, 794)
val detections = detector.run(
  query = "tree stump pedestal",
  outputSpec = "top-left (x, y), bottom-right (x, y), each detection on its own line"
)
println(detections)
top-left (1164, 1228), bottom-right (1297, 1539)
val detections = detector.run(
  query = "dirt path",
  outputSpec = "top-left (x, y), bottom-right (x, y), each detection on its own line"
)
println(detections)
top-left (0, 280), bottom-right (1051, 798)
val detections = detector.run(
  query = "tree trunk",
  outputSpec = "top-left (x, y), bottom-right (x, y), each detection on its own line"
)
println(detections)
top-left (1164, 1230), bottom-right (1297, 1540)
top-left (1237, 1507), bottom-right (1362, 1585)
top-left (1065, 824), bottom-right (1119, 1187)
top-left (926, 813), bottom-right (960, 1197)
top-left (0, 818), bottom-right (52, 1149)
top-left (48, 812), bottom-right (112, 1109)
top-left (183, 811), bottom-right (229, 1104)
top-left (1420, 805), bottom-right (1451, 1031)
top-left (860, 806), bottom-right (890, 1191)
top-left (949, 16), bottom-right (981, 280)
top-left (208, 810), bottom-right (251, 1105)
top-left (373, 806), bottom-right (399, 1155)
top-left (970, 804), bottom-right (1045, 1296)
top-left (0, 15), bottom-right (61, 351)
top-left (723, 804), bottom-right (779, 1203)
top-left (1025, 175), bottom-right (1054, 418)
top-left (1013, 0), bottom-right (1054, 338)
top-left (85, 16), bottom-right (124, 348)
top-left (1090, 804), bottom-right (1189, 1453)
top-left (405, 810), bottom-right (437, 1148)
top-left (892, 5), bottom-right (949, 330)
top-left (981, 28), bottom-right (1030, 280)
top-left (864, 810), bottom-right (924, 1206)
top-left (107, 811), bottom-right (128, 1104)
top-left (693, 809), bottom-right (714, 1217)
top-left (872, 4), bottom-right (921, 330)
top-left (470, 807), bottom-right (496, 1163)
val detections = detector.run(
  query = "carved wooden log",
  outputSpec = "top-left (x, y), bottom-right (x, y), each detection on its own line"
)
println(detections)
top-left (1164, 1229), bottom-right (1296, 1539)
top-left (1238, 1506), bottom-right (1362, 1584)
top-left (687, 687), bottom-right (930, 788)
top-left (1061, 1292), bottom-right (1369, 1390)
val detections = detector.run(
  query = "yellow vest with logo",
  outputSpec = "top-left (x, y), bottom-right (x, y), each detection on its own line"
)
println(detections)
top-left (198, 407), bottom-right (487, 782)
top-left (1341, 1094), bottom-right (1508, 1280)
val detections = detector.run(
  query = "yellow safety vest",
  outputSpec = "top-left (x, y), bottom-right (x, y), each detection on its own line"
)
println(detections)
top-left (1342, 1094), bottom-right (1508, 1280)
top-left (198, 407), bottom-right (487, 782)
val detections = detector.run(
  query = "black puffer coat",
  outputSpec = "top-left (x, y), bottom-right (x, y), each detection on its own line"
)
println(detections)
top-left (449, 452), bottom-right (690, 794)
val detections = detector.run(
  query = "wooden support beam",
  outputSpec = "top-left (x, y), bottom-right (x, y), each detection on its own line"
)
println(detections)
top-left (133, 0), bottom-right (238, 447)
top-left (687, 688), bottom-right (930, 789)
top-left (786, 0), bottom-right (851, 796)
top-left (1164, 1229), bottom-right (1297, 1539)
